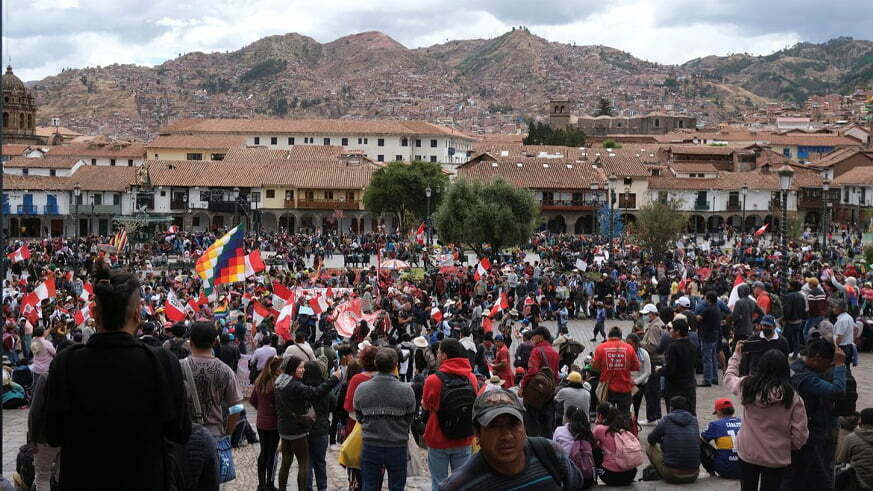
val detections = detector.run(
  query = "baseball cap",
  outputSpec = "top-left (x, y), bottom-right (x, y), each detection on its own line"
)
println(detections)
top-left (675, 296), bottom-right (691, 308)
top-left (760, 315), bottom-right (776, 327)
top-left (640, 304), bottom-right (658, 315)
top-left (494, 333), bottom-right (504, 342)
top-left (713, 398), bottom-right (734, 414)
top-left (472, 389), bottom-right (525, 426)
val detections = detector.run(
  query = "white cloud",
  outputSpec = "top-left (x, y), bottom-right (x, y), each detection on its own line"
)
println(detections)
top-left (0, 0), bottom-right (862, 80)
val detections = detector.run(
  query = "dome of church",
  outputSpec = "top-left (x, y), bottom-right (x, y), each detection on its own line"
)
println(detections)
top-left (3, 66), bottom-right (27, 92)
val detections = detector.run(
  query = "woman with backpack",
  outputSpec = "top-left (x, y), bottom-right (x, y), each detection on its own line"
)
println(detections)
top-left (275, 356), bottom-right (341, 491)
top-left (725, 342), bottom-right (809, 490)
top-left (251, 356), bottom-right (282, 491)
top-left (592, 402), bottom-right (642, 486)
top-left (303, 360), bottom-right (336, 491)
top-left (553, 405), bottom-right (596, 489)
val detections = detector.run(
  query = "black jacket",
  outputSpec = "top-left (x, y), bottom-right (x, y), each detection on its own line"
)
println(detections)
top-left (46, 331), bottom-right (191, 489)
top-left (662, 337), bottom-right (698, 390)
top-left (647, 409), bottom-right (701, 469)
top-left (275, 373), bottom-right (339, 436)
top-left (782, 291), bottom-right (807, 323)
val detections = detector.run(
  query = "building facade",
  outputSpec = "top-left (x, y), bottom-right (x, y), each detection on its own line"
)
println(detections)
top-left (548, 97), bottom-right (696, 135)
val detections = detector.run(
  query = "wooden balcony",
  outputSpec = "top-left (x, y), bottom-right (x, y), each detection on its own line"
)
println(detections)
top-left (726, 201), bottom-right (741, 211)
top-left (798, 197), bottom-right (823, 209)
top-left (296, 199), bottom-right (361, 210)
top-left (539, 199), bottom-right (600, 211)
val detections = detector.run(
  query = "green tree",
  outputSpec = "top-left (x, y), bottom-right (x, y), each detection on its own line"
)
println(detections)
top-left (523, 121), bottom-right (586, 147)
top-left (602, 139), bottom-right (622, 149)
top-left (629, 200), bottom-right (688, 260)
top-left (594, 97), bottom-right (614, 116)
top-left (434, 178), bottom-right (539, 257)
top-left (363, 160), bottom-right (448, 234)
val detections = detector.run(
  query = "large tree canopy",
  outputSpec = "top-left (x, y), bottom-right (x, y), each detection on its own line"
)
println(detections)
top-left (523, 121), bottom-right (586, 147)
top-left (363, 160), bottom-right (448, 234)
top-left (434, 178), bottom-right (539, 256)
top-left (629, 199), bottom-right (688, 260)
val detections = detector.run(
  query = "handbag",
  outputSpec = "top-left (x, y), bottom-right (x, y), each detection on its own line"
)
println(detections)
top-left (595, 373), bottom-right (612, 403)
top-left (215, 435), bottom-right (236, 483)
top-left (294, 405), bottom-right (317, 425)
top-left (339, 422), bottom-right (363, 469)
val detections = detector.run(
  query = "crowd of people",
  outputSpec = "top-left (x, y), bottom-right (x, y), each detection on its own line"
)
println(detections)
top-left (2, 226), bottom-right (872, 490)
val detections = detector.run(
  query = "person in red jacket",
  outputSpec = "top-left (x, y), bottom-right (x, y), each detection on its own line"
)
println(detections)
top-left (520, 326), bottom-right (560, 438)
top-left (593, 326), bottom-right (640, 422)
top-left (422, 338), bottom-right (480, 490)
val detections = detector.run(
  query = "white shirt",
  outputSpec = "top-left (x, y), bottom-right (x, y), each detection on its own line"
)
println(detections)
top-left (834, 312), bottom-right (855, 346)
top-left (252, 345), bottom-right (278, 370)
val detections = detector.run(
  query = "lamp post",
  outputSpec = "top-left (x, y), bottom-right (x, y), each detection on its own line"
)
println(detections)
top-left (590, 183), bottom-right (599, 235)
top-left (425, 185), bottom-right (432, 247)
top-left (73, 184), bottom-right (81, 238)
top-left (232, 187), bottom-right (240, 227)
top-left (709, 187), bottom-right (715, 237)
top-left (607, 174), bottom-right (618, 260)
top-left (741, 185), bottom-right (748, 235)
top-left (823, 178), bottom-right (830, 251)
top-left (778, 166), bottom-right (794, 294)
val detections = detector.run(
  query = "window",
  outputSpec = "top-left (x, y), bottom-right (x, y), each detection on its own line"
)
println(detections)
top-left (396, 155), bottom-right (403, 161)
top-left (415, 139), bottom-right (421, 147)
top-left (346, 191), bottom-right (355, 201)
top-left (254, 137), bottom-right (260, 145)
top-left (325, 191), bottom-right (334, 200)
top-left (266, 189), bottom-right (275, 199)
top-left (251, 192), bottom-right (260, 203)
top-left (200, 191), bottom-right (210, 202)
top-left (154, 154), bottom-right (159, 159)
top-left (430, 139), bottom-right (437, 148)
top-left (623, 177), bottom-right (632, 186)
top-left (377, 155), bottom-right (385, 162)
top-left (288, 137), bottom-right (295, 145)
top-left (50, 169), bottom-right (56, 176)
top-left (91, 158), bottom-right (97, 165)
top-left (110, 159), bottom-right (116, 166)
top-left (654, 119), bottom-right (660, 128)
top-left (270, 137), bottom-right (277, 145)
top-left (76, 195), bottom-right (83, 205)
top-left (160, 190), bottom-right (166, 197)
top-left (845, 187), bottom-right (850, 202)
top-left (678, 120), bottom-right (684, 129)
top-left (305, 191), bottom-right (314, 201)
top-left (430, 156), bottom-right (437, 163)
top-left (783, 148), bottom-right (791, 158)
top-left (304, 137), bottom-right (314, 144)
top-left (377, 138), bottom-right (385, 147)
top-left (415, 155), bottom-right (421, 161)
top-left (401, 137), bottom-right (408, 147)
top-left (324, 138), bottom-right (331, 145)
top-left (113, 194), bottom-right (120, 205)
top-left (186, 153), bottom-right (203, 160)
top-left (192, 217), bottom-right (200, 227)
top-left (651, 169), bottom-right (660, 176)
top-left (658, 191), bottom-right (668, 203)
top-left (341, 138), bottom-right (348, 146)
top-left (93, 194), bottom-right (103, 205)
top-left (210, 153), bottom-right (225, 161)
top-left (22, 168), bottom-right (28, 175)
top-left (285, 190), bottom-right (293, 201)
top-left (618, 193), bottom-right (636, 209)
top-left (128, 159), bottom-right (134, 166)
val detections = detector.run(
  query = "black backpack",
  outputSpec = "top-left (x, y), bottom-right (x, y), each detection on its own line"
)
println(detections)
top-left (435, 371), bottom-right (476, 440)
top-left (834, 373), bottom-right (858, 417)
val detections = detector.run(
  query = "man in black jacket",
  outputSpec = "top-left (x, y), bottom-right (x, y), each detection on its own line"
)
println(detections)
top-left (781, 280), bottom-right (807, 359)
top-left (658, 318), bottom-right (698, 414)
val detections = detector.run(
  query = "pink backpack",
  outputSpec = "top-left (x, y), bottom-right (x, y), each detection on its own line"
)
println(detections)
top-left (569, 438), bottom-right (595, 480)
top-left (610, 430), bottom-right (643, 471)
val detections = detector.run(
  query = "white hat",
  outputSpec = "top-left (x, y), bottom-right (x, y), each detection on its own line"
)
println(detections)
top-left (675, 296), bottom-right (691, 308)
top-left (639, 304), bottom-right (658, 315)
top-left (413, 336), bottom-right (429, 348)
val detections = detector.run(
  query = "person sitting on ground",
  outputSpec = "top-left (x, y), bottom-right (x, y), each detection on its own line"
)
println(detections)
top-left (439, 389), bottom-right (584, 490)
top-left (836, 407), bottom-right (873, 490)
top-left (646, 395), bottom-right (701, 484)
top-left (554, 371), bottom-right (591, 424)
top-left (552, 405), bottom-right (596, 489)
top-left (592, 402), bottom-right (641, 486)
top-left (700, 398), bottom-right (742, 479)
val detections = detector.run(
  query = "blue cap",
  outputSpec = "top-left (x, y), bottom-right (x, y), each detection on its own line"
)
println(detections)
top-left (494, 333), bottom-right (504, 341)
top-left (521, 319), bottom-right (530, 325)
top-left (760, 315), bottom-right (776, 327)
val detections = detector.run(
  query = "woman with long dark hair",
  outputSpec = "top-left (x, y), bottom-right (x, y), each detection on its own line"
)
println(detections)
top-left (553, 405), bottom-right (596, 489)
top-left (592, 402), bottom-right (640, 486)
top-left (44, 259), bottom-right (191, 488)
top-left (725, 344), bottom-right (809, 490)
top-left (251, 356), bottom-right (282, 490)
top-left (303, 360), bottom-right (336, 491)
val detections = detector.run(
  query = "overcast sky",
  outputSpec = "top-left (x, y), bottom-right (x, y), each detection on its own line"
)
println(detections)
top-left (3, 0), bottom-right (870, 81)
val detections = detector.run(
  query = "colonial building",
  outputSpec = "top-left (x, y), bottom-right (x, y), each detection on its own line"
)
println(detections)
top-left (2, 66), bottom-right (42, 145)
top-left (548, 97), bottom-right (696, 135)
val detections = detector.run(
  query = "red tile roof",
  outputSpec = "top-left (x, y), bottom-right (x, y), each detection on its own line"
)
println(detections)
top-left (44, 141), bottom-right (146, 159)
top-left (458, 154), bottom-right (604, 189)
top-left (4, 156), bottom-right (82, 169)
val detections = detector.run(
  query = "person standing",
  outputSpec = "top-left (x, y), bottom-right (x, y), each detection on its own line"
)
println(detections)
top-left (724, 341), bottom-right (809, 490)
top-left (625, 333), bottom-right (650, 426)
top-left (803, 277), bottom-right (828, 339)
top-left (303, 360), bottom-right (336, 491)
top-left (640, 303), bottom-right (665, 425)
top-left (490, 333), bottom-right (514, 388)
top-left (251, 356), bottom-right (282, 491)
top-left (422, 338), bottom-right (479, 490)
top-left (782, 339), bottom-right (847, 490)
top-left (659, 318), bottom-right (698, 414)
top-left (520, 327), bottom-right (560, 438)
top-left (697, 291), bottom-right (723, 386)
top-left (45, 260), bottom-right (191, 488)
top-left (29, 327), bottom-right (55, 386)
top-left (592, 326), bottom-right (640, 420)
top-left (781, 280), bottom-right (807, 359)
top-left (732, 284), bottom-right (764, 341)
top-left (354, 347), bottom-right (416, 491)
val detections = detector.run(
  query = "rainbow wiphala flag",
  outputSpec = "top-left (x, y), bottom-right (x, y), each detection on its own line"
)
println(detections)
top-left (195, 224), bottom-right (247, 287)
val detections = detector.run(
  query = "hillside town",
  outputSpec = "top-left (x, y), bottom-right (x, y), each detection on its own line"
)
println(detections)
top-left (4, 17), bottom-right (873, 491)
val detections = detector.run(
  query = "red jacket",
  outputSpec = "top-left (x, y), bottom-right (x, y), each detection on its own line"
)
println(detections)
top-left (520, 341), bottom-right (559, 391)
top-left (422, 357), bottom-right (479, 449)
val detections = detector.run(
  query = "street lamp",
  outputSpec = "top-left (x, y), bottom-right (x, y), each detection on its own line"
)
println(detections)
top-left (823, 178), bottom-right (830, 250)
top-left (709, 187), bottom-right (715, 237)
top-left (233, 187), bottom-right (240, 227)
top-left (589, 183), bottom-right (599, 235)
top-left (778, 166), bottom-right (794, 293)
top-left (607, 174), bottom-right (618, 260)
top-left (73, 184), bottom-right (81, 238)
top-left (741, 185), bottom-right (748, 235)
top-left (425, 186), bottom-right (432, 247)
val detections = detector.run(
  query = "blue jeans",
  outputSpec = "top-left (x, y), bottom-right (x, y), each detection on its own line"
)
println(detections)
top-left (804, 316), bottom-right (823, 340)
top-left (306, 433), bottom-right (329, 491)
top-left (701, 340), bottom-right (719, 385)
top-left (428, 446), bottom-right (471, 490)
top-left (361, 443), bottom-right (407, 491)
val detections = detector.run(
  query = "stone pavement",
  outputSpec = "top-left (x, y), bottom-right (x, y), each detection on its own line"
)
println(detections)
top-left (4, 317), bottom-right (872, 490)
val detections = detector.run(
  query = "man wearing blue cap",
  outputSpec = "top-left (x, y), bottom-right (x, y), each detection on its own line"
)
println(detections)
top-left (739, 314), bottom-right (790, 376)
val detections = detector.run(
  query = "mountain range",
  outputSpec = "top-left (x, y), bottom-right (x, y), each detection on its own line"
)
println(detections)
top-left (27, 29), bottom-right (873, 140)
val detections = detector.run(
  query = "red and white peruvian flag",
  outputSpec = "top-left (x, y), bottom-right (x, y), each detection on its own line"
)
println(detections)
top-left (489, 291), bottom-right (510, 317)
top-left (415, 223), bottom-right (426, 245)
top-left (272, 281), bottom-right (294, 311)
top-left (6, 245), bottom-right (31, 263)
top-left (165, 291), bottom-right (187, 322)
top-left (754, 223), bottom-right (769, 236)
top-left (431, 307), bottom-right (443, 323)
top-left (252, 300), bottom-right (271, 327)
top-left (241, 292), bottom-right (253, 309)
top-left (474, 257), bottom-right (491, 281)
top-left (244, 250), bottom-right (266, 278)
top-left (74, 303), bottom-right (94, 326)
top-left (34, 278), bottom-right (56, 302)
top-left (728, 274), bottom-right (746, 310)
top-left (21, 292), bottom-right (40, 325)
top-left (187, 298), bottom-right (200, 315)
top-left (80, 282), bottom-right (93, 303)
top-left (167, 225), bottom-right (179, 234)
top-left (275, 303), bottom-right (295, 341)
top-left (309, 294), bottom-right (329, 315)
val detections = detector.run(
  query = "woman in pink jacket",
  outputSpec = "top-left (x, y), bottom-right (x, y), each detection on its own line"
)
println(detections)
top-left (725, 341), bottom-right (809, 490)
